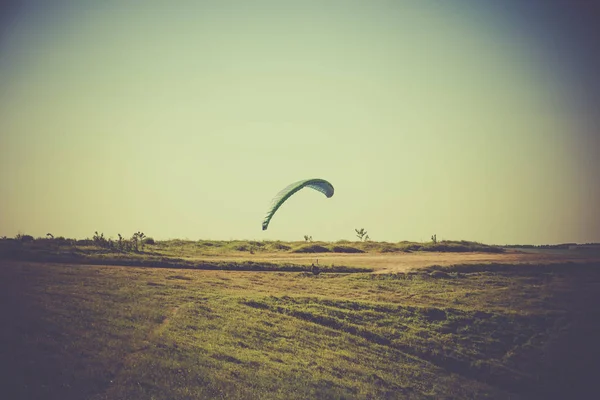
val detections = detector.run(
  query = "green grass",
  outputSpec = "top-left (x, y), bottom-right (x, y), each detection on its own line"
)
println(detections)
top-left (1, 260), bottom-right (598, 399)
top-left (0, 237), bottom-right (507, 274)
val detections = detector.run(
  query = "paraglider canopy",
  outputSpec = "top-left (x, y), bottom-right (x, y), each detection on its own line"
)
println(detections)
top-left (262, 178), bottom-right (334, 230)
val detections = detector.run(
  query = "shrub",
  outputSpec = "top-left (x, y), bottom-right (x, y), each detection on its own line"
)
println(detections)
top-left (143, 237), bottom-right (156, 245)
top-left (16, 234), bottom-right (34, 242)
top-left (421, 241), bottom-right (505, 253)
top-left (93, 231), bottom-right (110, 248)
top-left (269, 242), bottom-right (291, 251)
top-left (292, 244), bottom-right (331, 253)
top-left (330, 246), bottom-right (365, 253)
top-left (380, 245), bottom-right (403, 253)
top-left (398, 243), bottom-right (422, 251)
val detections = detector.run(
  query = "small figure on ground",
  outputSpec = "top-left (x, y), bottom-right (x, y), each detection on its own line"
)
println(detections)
top-left (311, 263), bottom-right (320, 276)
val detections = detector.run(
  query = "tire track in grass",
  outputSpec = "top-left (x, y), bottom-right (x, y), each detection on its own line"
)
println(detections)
top-left (147, 306), bottom-right (180, 341)
top-left (92, 305), bottom-right (182, 399)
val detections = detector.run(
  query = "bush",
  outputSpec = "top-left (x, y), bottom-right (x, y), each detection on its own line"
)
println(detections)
top-left (330, 246), bottom-right (365, 253)
top-left (143, 237), bottom-right (156, 245)
top-left (421, 241), bottom-right (505, 253)
top-left (397, 243), bottom-right (422, 252)
top-left (16, 234), bottom-right (34, 242)
top-left (269, 242), bottom-right (291, 251)
top-left (292, 244), bottom-right (331, 253)
top-left (380, 245), bottom-right (403, 253)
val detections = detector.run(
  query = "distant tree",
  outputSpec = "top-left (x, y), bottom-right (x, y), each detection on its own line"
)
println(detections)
top-left (138, 232), bottom-right (146, 250)
top-left (93, 231), bottom-right (104, 246)
top-left (355, 228), bottom-right (368, 241)
top-left (431, 234), bottom-right (437, 244)
top-left (46, 233), bottom-right (54, 239)
top-left (131, 232), bottom-right (142, 252)
top-left (304, 235), bottom-right (313, 242)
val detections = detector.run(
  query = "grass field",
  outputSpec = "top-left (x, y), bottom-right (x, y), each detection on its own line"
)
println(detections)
top-left (1, 250), bottom-right (599, 399)
top-left (2, 237), bottom-right (598, 273)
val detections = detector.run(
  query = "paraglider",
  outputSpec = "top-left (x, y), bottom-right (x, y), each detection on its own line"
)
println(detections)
top-left (262, 178), bottom-right (334, 230)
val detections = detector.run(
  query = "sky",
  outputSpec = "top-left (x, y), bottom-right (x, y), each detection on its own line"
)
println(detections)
top-left (1, 0), bottom-right (599, 245)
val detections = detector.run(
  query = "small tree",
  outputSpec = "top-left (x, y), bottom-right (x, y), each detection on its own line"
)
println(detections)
top-left (304, 235), bottom-right (313, 242)
top-left (46, 233), bottom-right (54, 239)
top-left (93, 231), bottom-right (109, 248)
top-left (431, 234), bottom-right (437, 244)
top-left (138, 232), bottom-right (146, 250)
top-left (355, 228), bottom-right (368, 241)
top-left (130, 232), bottom-right (142, 252)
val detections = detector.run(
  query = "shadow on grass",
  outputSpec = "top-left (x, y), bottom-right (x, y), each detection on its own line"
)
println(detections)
top-left (414, 263), bottom-right (600, 399)
top-left (0, 267), bottom-right (115, 400)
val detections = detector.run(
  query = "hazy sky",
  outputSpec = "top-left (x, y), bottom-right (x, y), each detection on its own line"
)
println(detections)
top-left (1, 1), bottom-right (599, 244)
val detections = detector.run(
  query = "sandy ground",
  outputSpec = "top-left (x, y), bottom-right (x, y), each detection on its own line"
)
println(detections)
top-left (190, 249), bottom-right (600, 273)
